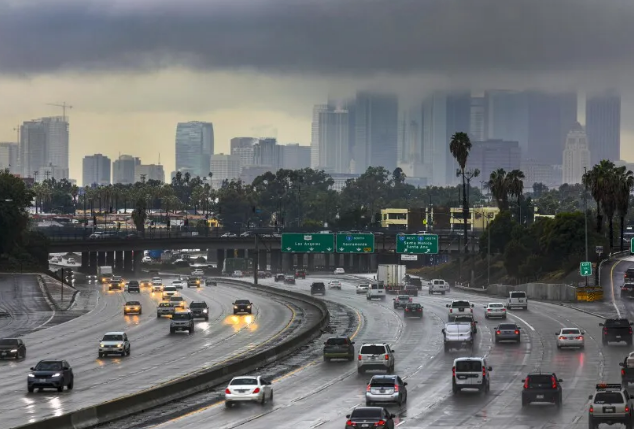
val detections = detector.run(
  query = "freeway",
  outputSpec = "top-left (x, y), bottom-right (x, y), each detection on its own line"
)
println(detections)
top-left (149, 274), bottom-right (625, 429)
top-left (0, 275), bottom-right (310, 428)
top-left (0, 274), bottom-right (57, 337)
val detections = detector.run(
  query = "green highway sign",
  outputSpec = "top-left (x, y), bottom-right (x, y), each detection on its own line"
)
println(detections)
top-left (396, 234), bottom-right (439, 254)
top-left (281, 233), bottom-right (334, 253)
top-left (580, 261), bottom-right (592, 277)
top-left (336, 233), bottom-right (375, 254)
top-left (631, 238), bottom-right (634, 254)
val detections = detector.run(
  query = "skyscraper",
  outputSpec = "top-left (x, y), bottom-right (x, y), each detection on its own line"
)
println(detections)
top-left (82, 154), bottom-right (111, 186)
top-left (42, 116), bottom-right (69, 172)
top-left (469, 140), bottom-right (521, 185)
top-left (562, 122), bottom-right (591, 185)
top-left (0, 143), bottom-right (18, 173)
top-left (318, 108), bottom-right (349, 173)
top-left (19, 120), bottom-right (47, 178)
top-left (310, 105), bottom-right (328, 169)
top-left (135, 164), bottom-right (165, 183)
top-left (210, 154), bottom-right (241, 188)
top-left (113, 155), bottom-right (138, 184)
top-left (252, 138), bottom-right (281, 170)
top-left (230, 137), bottom-right (257, 172)
top-left (586, 91), bottom-right (621, 165)
top-left (280, 144), bottom-right (311, 170)
top-left (352, 92), bottom-right (398, 174)
top-left (469, 97), bottom-right (486, 142)
top-left (175, 121), bottom-right (214, 178)
top-left (485, 90), bottom-right (529, 155)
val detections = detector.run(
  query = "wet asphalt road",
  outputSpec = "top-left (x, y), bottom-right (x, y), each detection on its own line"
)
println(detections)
top-left (147, 273), bottom-right (631, 429)
top-left (0, 274), bottom-right (55, 338)
top-left (0, 275), bottom-right (309, 429)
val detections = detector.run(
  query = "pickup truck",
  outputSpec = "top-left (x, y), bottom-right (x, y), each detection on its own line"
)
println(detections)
top-left (621, 280), bottom-right (634, 298)
top-left (600, 318), bottom-right (633, 345)
top-left (446, 300), bottom-right (474, 322)
top-left (619, 352), bottom-right (634, 385)
top-left (393, 295), bottom-right (412, 309)
top-left (453, 314), bottom-right (478, 334)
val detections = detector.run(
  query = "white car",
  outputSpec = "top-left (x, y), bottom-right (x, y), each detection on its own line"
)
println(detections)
top-left (232, 270), bottom-right (243, 278)
top-left (507, 291), bottom-right (528, 310)
top-left (484, 303), bottom-right (507, 319)
top-left (142, 256), bottom-right (152, 263)
top-left (452, 357), bottom-right (492, 394)
top-left (152, 277), bottom-right (163, 292)
top-left (366, 283), bottom-right (386, 300)
top-left (162, 286), bottom-right (178, 299)
top-left (98, 331), bottom-right (131, 358)
top-left (328, 280), bottom-right (342, 289)
top-left (556, 328), bottom-right (585, 349)
top-left (172, 280), bottom-right (184, 289)
top-left (429, 279), bottom-right (450, 295)
top-left (334, 268), bottom-right (345, 274)
top-left (356, 283), bottom-right (370, 294)
top-left (224, 376), bottom-right (273, 408)
top-left (191, 269), bottom-right (204, 276)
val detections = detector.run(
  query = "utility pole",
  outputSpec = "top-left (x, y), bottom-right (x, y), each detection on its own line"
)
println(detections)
top-left (46, 102), bottom-right (73, 121)
top-left (584, 166), bottom-right (589, 287)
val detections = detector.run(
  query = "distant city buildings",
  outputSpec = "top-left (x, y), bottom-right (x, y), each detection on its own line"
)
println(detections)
top-left (82, 154), bottom-right (111, 186)
top-left (19, 116), bottom-right (69, 180)
top-left (521, 159), bottom-right (563, 190)
top-left (210, 154), bottom-right (241, 188)
top-left (0, 143), bottom-right (18, 173)
top-left (135, 164), bottom-right (165, 183)
top-left (280, 144), bottom-right (310, 170)
top-left (175, 121), bottom-right (214, 179)
top-left (586, 91), bottom-right (621, 165)
top-left (562, 122), bottom-right (591, 185)
top-left (468, 140), bottom-right (521, 186)
top-left (113, 155), bottom-right (139, 185)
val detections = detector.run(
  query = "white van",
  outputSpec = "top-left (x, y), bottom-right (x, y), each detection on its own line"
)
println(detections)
top-left (366, 283), bottom-right (386, 300)
top-left (452, 357), bottom-right (492, 394)
top-left (507, 291), bottom-right (528, 310)
top-left (429, 279), bottom-right (450, 295)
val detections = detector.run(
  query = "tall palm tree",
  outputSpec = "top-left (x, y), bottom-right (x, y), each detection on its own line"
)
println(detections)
top-left (449, 132), bottom-right (472, 252)
top-left (486, 168), bottom-right (510, 211)
top-left (583, 160), bottom-right (616, 233)
top-left (602, 167), bottom-right (620, 249)
top-left (616, 166), bottom-right (634, 251)
top-left (507, 169), bottom-right (526, 223)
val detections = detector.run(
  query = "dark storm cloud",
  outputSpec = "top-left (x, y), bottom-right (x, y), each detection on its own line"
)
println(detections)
top-left (0, 0), bottom-right (633, 77)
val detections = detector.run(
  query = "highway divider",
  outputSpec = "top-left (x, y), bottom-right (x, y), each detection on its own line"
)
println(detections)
top-left (12, 278), bottom-right (329, 429)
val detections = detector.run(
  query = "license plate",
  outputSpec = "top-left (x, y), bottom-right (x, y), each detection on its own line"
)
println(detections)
top-left (617, 336), bottom-right (622, 339)
top-left (236, 390), bottom-right (246, 393)
top-left (536, 395), bottom-right (544, 399)
top-left (604, 408), bottom-right (615, 413)
top-left (458, 375), bottom-right (467, 379)
top-left (370, 356), bottom-right (376, 360)
top-left (362, 425), bottom-right (370, 428)
top-left (38, 379), bottom-right (46, 382)
top-left (1, 352), bottom-right (6, 356)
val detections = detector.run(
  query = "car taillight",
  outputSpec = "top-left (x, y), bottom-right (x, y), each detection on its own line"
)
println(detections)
top-left (253, 387), bottom-right (260, 393)
top-left (405, 308), bottom-right (409, 311)
top-left (589, 406), bottom-right (594, 413)
top-left (627, 406), bottom-right (630, 412)
top-left (496, 330), bottom-right (501, 335)
top-left (515, 330), bottom-right (519, 335)
top-left (450, 309), bottom-right (453, 313)
top-left (358, 354), bottom-right (362, 360)
top-left (523, 379), bottom-right (528, 389)
top-left (452, 367), bottom-right (456, 377)
top-left (394, 384), bottom-right (399, 392)
top-left (551, 375), bottom-right (557, 389)
top-left (630, 327), bottom-right (633, 335)
top-left (576, 336), bottom-right (583, 340)
top-left (366, 384), bottom-right (371, 392)
top-left (482, 367), bottom-right (486, 377)
top-left (385, 354), bottom-right (389, 360)
top-left (346, 420), bottom-right (354, 426)
top-left (225, 388), bottom-right (231, 394)
top-left (603, 328), bottom-right (608, 334)
top-left (376, 421), bottom-right (385, 426)
top-left (559, 336), bottom-right (566, 340)
top-left (487, 309), bottom-right (491, 312)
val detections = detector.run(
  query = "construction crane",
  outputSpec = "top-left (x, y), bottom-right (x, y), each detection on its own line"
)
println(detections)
top-left (46, 102), bottom-right (73, 121)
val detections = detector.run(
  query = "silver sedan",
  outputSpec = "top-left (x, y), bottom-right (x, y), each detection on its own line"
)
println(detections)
top-left (556, 328), bottom-right (585, 349)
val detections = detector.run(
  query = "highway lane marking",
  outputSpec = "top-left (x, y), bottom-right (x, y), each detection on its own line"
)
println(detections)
top-left (505, 312), bottom-right (535, 331)
top-left (610, 260), bottom-right (623, 318)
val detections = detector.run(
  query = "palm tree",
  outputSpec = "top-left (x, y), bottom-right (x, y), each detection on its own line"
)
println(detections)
top-left (507, 169), bottom-right (526, 223)
top-left (583, 160), bottom-right (616, 233)
top-left (449, 132), bottom-right (473, 252)
top-left (131, 198), bottom-right (147, 236)
top-left (486, 168), bottom-right (510, 211)
top-left (616, 166), bottom-right (634, 251)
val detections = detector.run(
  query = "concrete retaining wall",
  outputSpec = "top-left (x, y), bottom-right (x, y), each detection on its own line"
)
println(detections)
top-left (486, 282), bottom-right (578, 302)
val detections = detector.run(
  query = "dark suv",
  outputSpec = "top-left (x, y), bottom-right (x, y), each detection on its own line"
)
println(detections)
top-left (233, 300), bottom-right (252, 315)
top-left (28, 360), bottom-right (74, 393)
top-left (600, 319), bottom-right (633, 345)
top-left (311, 282), bottom-right (326, 296)
top-left (127, 280), bottom-right (140, 293)
top-left (521, 373), bottom-right (563, 406)
top-left (323, 336), bottom-right (355, 361)
top-left (189, 301), bottom-right (209, 320)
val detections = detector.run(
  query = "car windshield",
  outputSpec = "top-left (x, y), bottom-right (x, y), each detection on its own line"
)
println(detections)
top-left (398, 295), bottom-right (409, 299)
top-left (406, 304), bottom-right (421, 308)
top-left (360, 345), bottom-right (386, 355)
top-left (326, 338), bottom-right (349, 346)
top-left (128, 281), bottom-right (139, 285)
top-left (370, 378), bottom-right (397, 387)
top-left (350, 408), bottom-right (381, 419)
top-left (35, 361), bottom-right (63, 371)
top-left (312, 283), bottom-right (325, 288)
top-left (499, 324), bottom-right (517, 330)
top-left (606, 319), bottom-right (630, 327)
top-left (0, 339), bottom-right (18, 346)
top-left (561, 329), bottom-right (580, 334)
top-left (359, 284), bottom-right (369, 288)
top-left (172, 313), bottom-right (190, 320)
top-left (190, 303), bottom-right (205, 308)
top-left (594, 392), bottom-right (624, 404)
top-left (125, 301), bottom-right (140, 306)
top-left (102, 334), bottom-right (123, 341)
top-left (526, 375), bottom-right (553, 386)
top-left (455, 361), bottom-right (482, 372)
top-left (452, 301), bottom-right (470, 307)
top-left (159, 303), bottom-right (172, 307)
top-left (230, 378), bottom-right (258, 386)
top-left (170, 297), bottom-right (183, 302)
top-left (164, 287), bottom-right (176, 291)
top-left (489, 304), bottom-right (504, 308)
top-left (235, 300), bottom-right (250, 305)
top-left (510, 292), bottom-right (526, 298)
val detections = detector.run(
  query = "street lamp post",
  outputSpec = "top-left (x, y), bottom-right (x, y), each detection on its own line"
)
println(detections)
top-left (584, 166), bottom-right (589, 287)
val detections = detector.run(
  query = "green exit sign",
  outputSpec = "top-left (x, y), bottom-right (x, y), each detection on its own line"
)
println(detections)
top-left (580, 261), bottom-right (592, 277)
top-left (281, 233), bottom-right (334, 253)
top-left (336, 233), bottom-right (375, 253)
top-left (396, 234), bottom-right (439, 254)
top-left (631, 238), bottom-right (634, 254)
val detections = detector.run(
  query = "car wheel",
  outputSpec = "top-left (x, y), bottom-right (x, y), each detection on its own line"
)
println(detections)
top-left (170, 328), bottom-right (175, 334)
top-left (189, 327), bottom-right (194, 334)
top-left (68, 379), bottom-right (74, 390)
top-left (366, 400), bottom-right (372, 406)
top-left (225, 401), bottom-right (233, 408)
top-left (27, 385), bottom-right (34, 393)
top-left (127, 347), bottom-right (131, 356)
top-left (260, 394), bottom-right (266, 405)
top-left (139, 311), bottom-right (142, 315)
top-left (556, 393), bottom-right (562, 407)
top-left (270, 391), bottom-right (274, 402)
top-left (157, 314), bottom-right (160, 318)
top-left (452, 383), bottom-right (459, 394)
top-left (324, 356), bottom-right (329, 362)
top-left (57, 385), bottom-right (64, 392)
top-left (98, 352), bottom-right (103, 358)
top-left (205, 316), bottom-right (209, 321)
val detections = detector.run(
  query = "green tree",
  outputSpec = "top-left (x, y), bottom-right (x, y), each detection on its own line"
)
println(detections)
top-left (616, 166), bottom-right (634, 251)
top-left (504, 240), bottom-right (530, 278)
top-left (0, 171), bottom-right (34, 255)
top-left (131, 198), bottom-right (147, 235)
top-left (583, 160), bottom-right (615, 234)
top-left (487, 168), bottom-right (510, 211)
top-left (449, 131), bottom-right (473, 251)
top-left (507, 169), bottom-right (526, 223)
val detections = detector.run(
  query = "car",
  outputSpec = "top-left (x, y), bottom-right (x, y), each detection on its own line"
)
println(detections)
top-left (357, 343), bottom-right (395, 374)
top-left (555, 327), bottom-right (585, 349)
top-left (507, 290), bottom-right (528, 310)
top-left (356, 283), bottom-right (370, 294)
top-left (187, 277), bottom-right (202, 288)
top-left (162, 285), bottom-right (178, 300)
top-left (522, 372), bottom-right (563, 406)
top-left (494, 323), bottom-right (521, 343)
top-left (295, 269), bottom-right (306, 279)
top-left (588, 383), bottom-right (634, 428)
top-left (191, 269), bottom-right (205, 276)
top-left (345, 407), bottom-right (396, 429)
top-left (484, 303), bottom-right (507, 319)
top-left (169, 295), bottom-right (187, 309)
top-left (189, 301), bottom-right (209, 320)
top-left (142, 256), bottom-right (152, 263)
top-left (366, 283), bottom-right (386, 300)
top-left (622, 280), bottom-right (634, 298)
top-left (429, 279), bottom-right (450, 295)
top-left (274, 274), bottom-right (285, 282)
top-left (393, 295), bottom-right (412, 309)
top-left (452, 357), bottom-right (492, 394)
top-left (323, 336), bottom-right (355, 361)
top-left (172, 280), bottom-right (185, 289)
top-left (446, 300), bottom-right (474, 321)
top-left (442, 323), bottom-right (474, 352)
top-left (328, 280), bottom-right (342, 289)
top-left (233, 300), bottom-right (253, 315)
top-left (205, 277), bottom-right (217, 286)
top-left (156, 301), bottom-right (176, 318)
top-left (112, 276), bottom-right (123, 283)
top-left (140, 279), bottom-right (152, 288)
top-left (334, 267), bottom-right (345, 274)
top-left (232, 270), bottom-right (243, 278)
top-left (453, 314), bottom-right (478, 334)
top-left (601, 318), bottom-right (634, 345)
top-left (365, 375), bottom-right (408, 406)
top-left (98, 331), bottom-right (131, 357)
top-left (127, 280), bottom-right (140, 293)
top-left (311, 282), bottom-right (326, 296)
top-left (284, 275), bottom-right (296, 284)
top-left (27, 360), bottom-right (74, 393)
top-left (152, 279), bottom-right (163, 292)
top-left (170, 310), bottom-right (194, 334)
top-left (108, 279), bottom-right (123, 291)
top-left (224, 376), bottom-right (273, 408)
top-left (123, 301), bottom-right (142, 315)
top-left (0, 338), bottom-right (26, 359)
top-left (404, 303), bottom-right (423, 318)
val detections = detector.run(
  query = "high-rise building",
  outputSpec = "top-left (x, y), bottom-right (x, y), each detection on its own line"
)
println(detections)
top-left (0, 143), bottom-right (18, 173)
top-left (37, 164), bottom-right (69, 182)
top-left (175, 121), bottom-right (214, 178)
top-left (230, 137), bottom-right (258, 172)
top-left (317, 108), bottom-right (349, 173)
top-left (135, 164), bottom-right (165, 183)
top-left (310, 105), bottom-right (328, 169)
top-left (586, 91), bottom-right (621, 165)
top-left (469, 97), bottom-right (486, 142)
top-left (42, 116), bottom-right (69, 172)
top-left (485, 90), bottom-right (529, 155)
top-left (280, 144), bottom-right (311, 170)
top-left (468, 140), bottom-right (521, 186)
top-left (521, 159), bottom-right (563, 190)
top-left (253, 138), bottom-right (281, 170)
top-left (82, 154), bottom-right (111, 186)
top-left (352, 92), bottom-right (398, 174)
top-left (113, 155), bottom-right (139, 184)
top-left (19, 120), bottom-right (47, 178)
top-left (210, 154), bottom-right (241, 188)
top-left (562, 123), bottom-right (591, 185)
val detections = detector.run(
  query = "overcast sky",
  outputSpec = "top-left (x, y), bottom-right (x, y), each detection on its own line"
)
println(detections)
top-left (0, 0), bottom-right (633, 182)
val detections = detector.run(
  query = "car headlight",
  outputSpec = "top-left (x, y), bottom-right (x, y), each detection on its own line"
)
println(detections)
top-left (52, 373), bottom-right (61, 377)
top-left (116, 343), bottom-right (123, 347)
top-left (28, 374), bottom-right (34, 378)
top-left (100, 343), bottom-right (105, 348)
top-left (10, 349), bottom-right (17, 353)
top-left (247, 305), bottom-right (251, 308)
top-left (203, 309), bottom-right (208, 313)
top-left (233, 305), bottom-right (238, 308)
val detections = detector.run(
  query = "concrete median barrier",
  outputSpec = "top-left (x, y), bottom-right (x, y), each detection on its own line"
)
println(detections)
top-left (12, 279), bottom-right (329, 429)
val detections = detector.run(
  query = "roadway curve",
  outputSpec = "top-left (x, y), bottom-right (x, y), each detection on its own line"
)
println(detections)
top-left (0, 274), bottom-right (309, 429)
top-left (0, 274), bottom-right (56, 338)
top-left (148, 274), bottom-right (626, 429)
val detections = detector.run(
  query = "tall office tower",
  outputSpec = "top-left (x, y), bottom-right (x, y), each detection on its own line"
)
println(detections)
top-left (135, 164), bottom-right (165, 183)
top-left (113, 155), bottom-right (138, 184)
top-left (317, 108), bottom-right (349, 173)
top-left (42, 116), bottom-right (69, 172)
top-left (280, 144), bottom-right (311, 170)
top-left (352, 92), bottom-right (398, 174)
top-left (19, 120), bottom-right (47, 178)
top-left (210, 154), bottom-right (241, 188)
top-left (175, 121), bottom-right (214, 178)
top-left (562, 122), bottom-right (591, 185)
top-left (230, 137), bottom-right (258, 172)
top-left (469, 97), bottom-right (486, 142)
top-left (469, 140), bottom-right (521, 186)
top-left (0, 143), bottom-right (18, 173)
top-left (82, 154), bottom-right (111, 186)
top-left (526, 91), bottom-right (577, 165)
top-left (586, 91), bottom-right (621, 165)
top-left (485, 90), bottom-right (529, 155)
top-left (252, 138), bottom-right (281, 170)
top-left (310, 105), bottom-right (328, 169)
